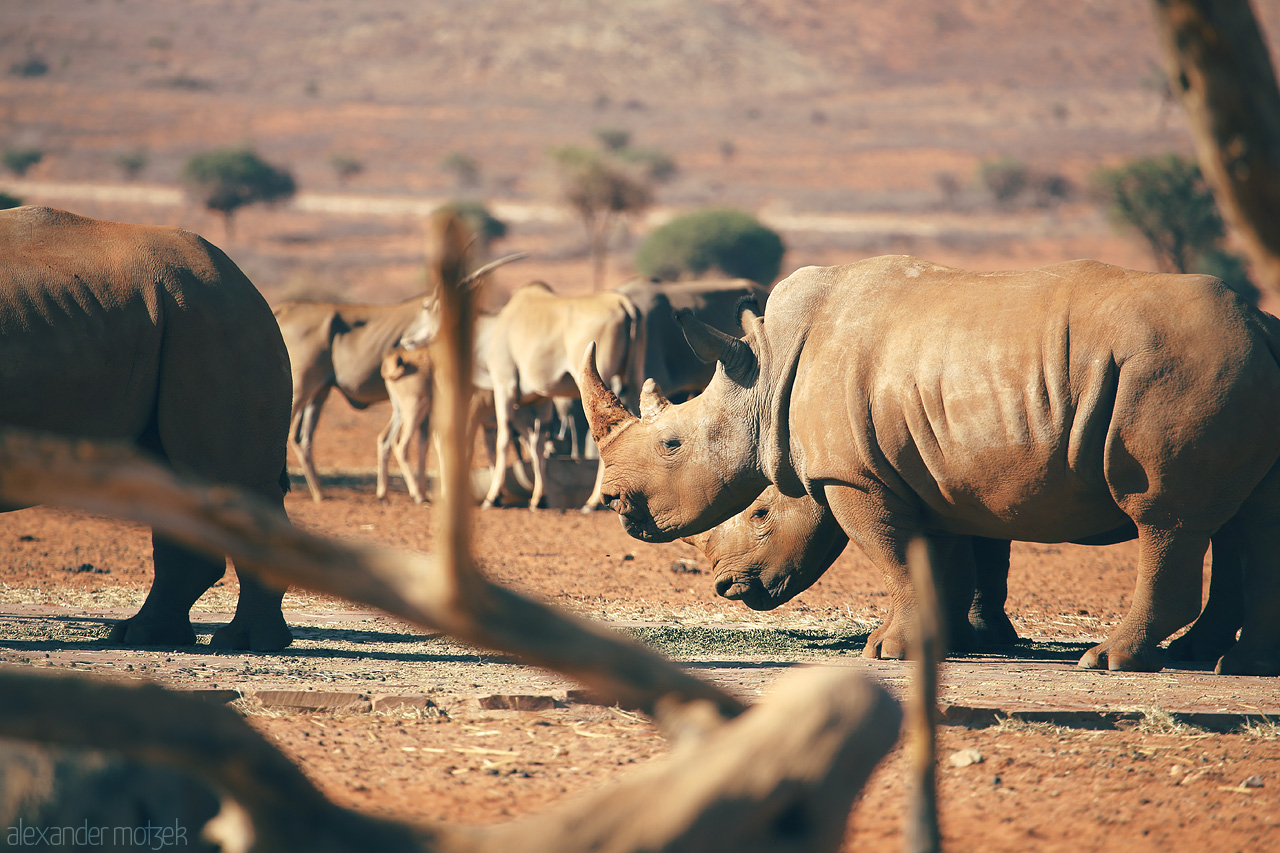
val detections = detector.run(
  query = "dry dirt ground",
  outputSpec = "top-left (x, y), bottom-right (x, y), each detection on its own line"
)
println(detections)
top-left (3, 405), bottom-right (1280, 852)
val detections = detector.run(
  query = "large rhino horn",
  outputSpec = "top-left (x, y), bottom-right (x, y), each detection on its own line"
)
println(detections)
top-left (675, 307), bottom-right (757, 383)
top-left (580, 341), bottom-right (638, 446)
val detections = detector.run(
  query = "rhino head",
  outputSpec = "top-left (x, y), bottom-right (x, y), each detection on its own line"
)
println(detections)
top-left (682, 486), bottom-right (849, 610)
top-left (580, 301), bottom-right (788, 543)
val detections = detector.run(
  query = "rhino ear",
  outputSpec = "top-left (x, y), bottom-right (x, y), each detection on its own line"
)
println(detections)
top-left (675, 308), bottom-right (757, 384)
top-left (639, 378), bottom-right (672, 421)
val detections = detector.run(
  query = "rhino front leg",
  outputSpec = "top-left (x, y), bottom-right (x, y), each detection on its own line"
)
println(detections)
top-left (109, 534), bottom-right (225, 647)
top-left (1079, 525), bottom-right (1208, 672)
top-left (824, 484), bottom-right (977, 660)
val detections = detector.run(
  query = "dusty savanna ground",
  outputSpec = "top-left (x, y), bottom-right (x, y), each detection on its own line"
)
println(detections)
top-left (6, 2), bottom-right (1280, 849)
top-left (3, 405), bottom-right (1279, 852)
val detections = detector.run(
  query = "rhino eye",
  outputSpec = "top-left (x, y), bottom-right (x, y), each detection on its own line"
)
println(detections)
top-left (660, 436), bottom-right (682, 453)
top-left (751, 507), bottom-right (768, 520)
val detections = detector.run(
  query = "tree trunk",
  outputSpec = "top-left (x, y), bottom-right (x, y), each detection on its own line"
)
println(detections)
top-left (1149, 0), bottom-right (1280, 303)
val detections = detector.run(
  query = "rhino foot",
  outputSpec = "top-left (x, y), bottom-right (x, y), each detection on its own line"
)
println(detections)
top-left (862, 619), bottom-right (909, 661)
top-left (107, 614), bottom-right (197, 648)
top-left (970, 611), bottom-right (1019, 647)
top-left (1166, 624), bottom-right (1238, 663)
top-left (1214, 643), bottom-right (1280, 677)
top-left (210, 617), bottom-right (293, 652)
top-left (1078, 639), bottom-right (1165, 673)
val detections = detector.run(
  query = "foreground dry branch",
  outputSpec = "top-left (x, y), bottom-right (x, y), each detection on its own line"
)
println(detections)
top-left (0, 211), bottom-right (902, 853)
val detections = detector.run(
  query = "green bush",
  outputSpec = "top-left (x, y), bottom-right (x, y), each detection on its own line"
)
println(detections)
top-left (3, 148), bottom-right (44, 177)
top-left (434, 200), bottom-right (507, 245)
top-left (1092, 154), bottom-right (1222, 274)
top-left (1193, 247), bottom-right (1259, 304)
top-left (978, 156), bottom-right (1028, 204)
top-left (634, 208), bottom-right (785, 286)
top-left (181, 147), bottom-right (295, 234)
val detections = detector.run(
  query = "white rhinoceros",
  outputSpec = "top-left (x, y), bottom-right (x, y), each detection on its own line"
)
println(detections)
top-left (0, 206), bottom-right (293, 650)
top-left (580, 255), bottom-right (1280, 676)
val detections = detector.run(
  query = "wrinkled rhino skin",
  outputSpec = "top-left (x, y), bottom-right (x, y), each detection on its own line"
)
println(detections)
top-left (0, 207), bottom-right (293, 651)
top-left (584, 256), bottom-right (1280, 675)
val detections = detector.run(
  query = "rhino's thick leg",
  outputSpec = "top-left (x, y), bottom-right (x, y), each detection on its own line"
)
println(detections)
top-left (823, 483), bottom-right (970, 660)
top-left (210, 571), bottom-right (291, 652)
top-left (1216, 475), bottom-right (1280, 676)
top-left (1079, 525), bottom-right (1208, 672)
top-left (1166, 530), bottom-right (1244, 662)
top-left (108, 534), bottom-right (225, 647)
top-left (969, 537), bottom-right (1018, 646)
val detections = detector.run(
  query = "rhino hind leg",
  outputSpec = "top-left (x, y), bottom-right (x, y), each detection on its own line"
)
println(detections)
top-left (109, 534), bottom-right (224, 647)
top-left (969, 537), bottom-right (1018, 646)
top-left (1079, 525), bottom-right (1210, 673)
top-left (1214, 476), bottom-right (1280, 676)
top-left (210, 571), bottom-right (292, 652)
top-left (1166, 531), bottom-right (1244, 662)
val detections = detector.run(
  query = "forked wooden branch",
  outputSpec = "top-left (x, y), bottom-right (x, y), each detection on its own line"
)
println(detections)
top-left (0, 428), bottom-right (743, 731)
top-left (0, 210), bottom-right (902, 852)
top-left (1149, 0), bottom-right (1280, 301)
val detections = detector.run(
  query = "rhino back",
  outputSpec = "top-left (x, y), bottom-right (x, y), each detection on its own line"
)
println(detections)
top-left (770, 256), bottom-right (1280, 540)
top-left (0, 206), bottom-right (291, 489)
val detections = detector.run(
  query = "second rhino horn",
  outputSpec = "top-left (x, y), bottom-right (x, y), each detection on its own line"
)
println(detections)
top-left (640, 378), bottom-right (672, 421)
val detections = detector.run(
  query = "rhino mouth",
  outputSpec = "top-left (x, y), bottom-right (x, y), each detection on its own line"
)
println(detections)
top-left (617, 511), bottom-right (678, 544)
top-left (714, 571), bottom-right (783, 611)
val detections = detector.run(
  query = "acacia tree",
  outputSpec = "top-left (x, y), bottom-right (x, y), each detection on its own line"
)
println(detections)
top-left (549, 145), bottom-right (653, 289)
top-left (181, 147), bottom-right (296, 239)
top-left (1093, 154), bottom-right (1223, 274)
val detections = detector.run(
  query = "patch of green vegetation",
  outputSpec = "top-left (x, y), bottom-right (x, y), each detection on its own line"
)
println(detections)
top-left (619, 624), bottom-right (869, 658)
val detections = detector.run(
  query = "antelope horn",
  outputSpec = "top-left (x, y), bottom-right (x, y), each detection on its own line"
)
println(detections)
top-left (639, 378), bottom-right (672, 422)
top-left (459, 251), bottom-right (530, 289)
top-left (580, 341), bottom-right (638, 447)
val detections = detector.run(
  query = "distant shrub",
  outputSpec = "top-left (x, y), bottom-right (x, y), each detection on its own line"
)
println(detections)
top-left (0, 191), bottom-right (23, 209)
top-left (617, 146), bottom-right (678, 184)
top-left (635, 208), bottom-right (785, 286)
top-left (441, 151), bottom-right (480, 189)
top-left (1193, 247), bottom-right (1259, 305)
top-left (1092, 154), bottom-right (1222, 274)
top-left (114, 149), bottom-right (148, 181)
top-left (2, 148), bottom-right (44, 177)
top-left (434, 200), bottom-right (507, 245)
top-left (978, 157), bottom-right (1029, 204)
top-left (10, 57), bottom-right (49, 78)
top-left (328, 153), bottom-right (364, 184)
top-left (593, 127), bottom-right (632, 152)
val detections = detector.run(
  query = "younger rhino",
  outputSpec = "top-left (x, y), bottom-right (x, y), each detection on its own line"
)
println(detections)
top-left (582, 256), bottom-right (1280, 675)
top-left (0, 207), bottom-right (293, 650)
top-left (686, 486), bottom-right (1244, 661)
